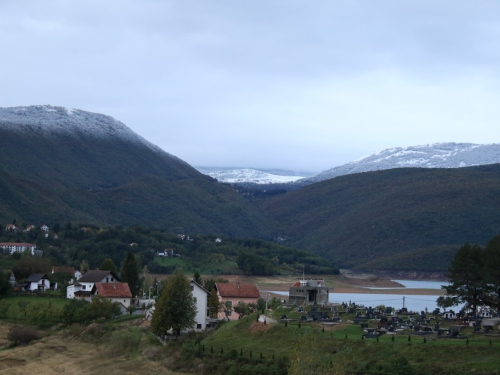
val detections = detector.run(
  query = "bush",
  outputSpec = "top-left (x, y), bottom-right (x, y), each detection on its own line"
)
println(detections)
top-left (7, 325), bottom-right (40, 346)
top-left (110, 328), bottom-right (142, 358)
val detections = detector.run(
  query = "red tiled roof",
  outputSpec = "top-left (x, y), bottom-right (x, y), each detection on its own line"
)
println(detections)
top-left (0, 242), bottom-right (35, 247)
top-left (216, 283), bottom-right (260, 298)
top-left (95, 282), bottom-right (132, 298)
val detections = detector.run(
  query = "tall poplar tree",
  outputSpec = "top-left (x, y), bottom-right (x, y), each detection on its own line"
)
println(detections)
top-left (151, 270), bottom-right (196, 336)
top-left (121, 252), bottom-right (140, 297)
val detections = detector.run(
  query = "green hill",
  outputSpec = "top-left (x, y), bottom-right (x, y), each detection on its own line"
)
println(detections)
top-left (0, 106), bottom-right (271, 239)
top-left (255, 164), bottom-right (500, 270)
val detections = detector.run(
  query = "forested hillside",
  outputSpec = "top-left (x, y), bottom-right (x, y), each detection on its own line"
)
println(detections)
top-left (0, 106), bottom-right (271, 239)
top-left (0, 224), bottom-right (338, 278)
top-left (256, 164), bottom-right (500, 270)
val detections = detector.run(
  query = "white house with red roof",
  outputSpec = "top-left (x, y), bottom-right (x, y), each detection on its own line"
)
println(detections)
top-left (0, 242), bottom-right (37, 255)
top-left (66, 270), bottom-right (119, 299)
top-left (93, 282), bottom-right (132, 310)
top-left (215, 282), bottom-right (260, 320)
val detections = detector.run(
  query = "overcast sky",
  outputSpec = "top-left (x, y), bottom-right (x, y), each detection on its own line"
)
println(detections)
top-left (1, 1), bottom-right (499, 173)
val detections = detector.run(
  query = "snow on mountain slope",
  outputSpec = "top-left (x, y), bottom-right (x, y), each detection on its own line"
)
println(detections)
top-left (300, 143), bottom-right (500, 184)
top-left (0, 105), bottom-right (181, 161)
top-left (198, 168), bottom-right (305, 184)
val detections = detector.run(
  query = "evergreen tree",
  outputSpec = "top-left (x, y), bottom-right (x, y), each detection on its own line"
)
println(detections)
top-left (151, 270), bottom-right (197, 336)
top-left (193, 270), bottom-right (202, 285)
top-left (483, 235), bottom-right (500, 313)
top-left (445, 243), bottom-right (484, 316)
top-left (121, 252), bottom-right (140, 297)
top-left (99, 258), bottom-right (117, 274)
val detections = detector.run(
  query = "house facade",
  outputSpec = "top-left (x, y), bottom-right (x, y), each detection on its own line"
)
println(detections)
top-left (288, 278), bottom-right (330, 306)
top-left (0, 242), bottom-right (37, 255)
top-left (215, 282), bottom-right (260, 320)
top-left (93, 282), bottom-right (132, 312)
top-left (67, 270), bottom-right (119, 299)
top-left (190, 279), bottom-right (209, 330)
top-left (26, 273), bottom-right (55, 291)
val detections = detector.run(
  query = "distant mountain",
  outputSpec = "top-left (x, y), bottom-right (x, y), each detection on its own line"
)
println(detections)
top-left (0, 105), bottom-right (271, 238)
top-left (257, 163), bottom-right (500, 272)
top-left (299, 143), bottom-right (500, 185)
top-left (196, 167), bottom-right (309, 184)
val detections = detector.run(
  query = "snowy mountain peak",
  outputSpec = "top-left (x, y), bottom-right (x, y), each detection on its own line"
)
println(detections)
top-left (301, 142), bottom-right (500, 184)
top-left (0, 105), bottom-right (178, 160)
top-left (197, 168), bottom-right (306, 185)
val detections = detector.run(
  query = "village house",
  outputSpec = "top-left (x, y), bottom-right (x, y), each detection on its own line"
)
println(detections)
top-left (5, 224), bottom-right (17, 232)
top-left (26, 273), bottom-right (56, 291)
top-left (0, 242), bottom-right (39, 255)
top-left (23, 225), bottom-right (36, 232)
top-left (146, 279), bottom-right (210, 331)
top-left (215, 282), bottom-right (260, 320)
top-left (40, 224), bottom-right (49, 232)
top-left (190, 279), bottom-right (210, 330)
top-left (66, 270), bottom-right (119, 299)
top-left (288, 278), bottom-right (330, 306)
top-left (92, 282), bottom-right (133, 313)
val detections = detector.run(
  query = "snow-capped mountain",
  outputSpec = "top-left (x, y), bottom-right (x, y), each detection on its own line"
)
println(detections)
top-left (300, 143), bottom-right (500, 184)
top-left (197, 167), bottom-right (308, 184)
top-left (0, 105), bottom-right (182, 162)
top-left (0, 105), bottom-right (203, 188)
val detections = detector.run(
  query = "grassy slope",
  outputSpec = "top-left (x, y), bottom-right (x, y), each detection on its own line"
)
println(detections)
top-left (1, 308), bottom-right (499, 374)
top-left (256, 164), bottom-right (500, 270)
top-left (203, 310), bottom-right (500, 374)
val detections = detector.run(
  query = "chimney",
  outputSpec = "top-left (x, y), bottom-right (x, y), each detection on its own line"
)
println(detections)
top-left (113, 282), bottom-right (116, 290)
top-left (237, 282), bottom-right (240, 289)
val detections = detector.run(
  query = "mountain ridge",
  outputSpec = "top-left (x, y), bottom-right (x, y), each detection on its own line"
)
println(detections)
top-left (299, 142), bottom-right (500, 185)
top-left (0, 105), bottom-right (271, 238)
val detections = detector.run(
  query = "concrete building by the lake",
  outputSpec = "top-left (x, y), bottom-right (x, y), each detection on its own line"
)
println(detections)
top-left (288, 278), bottom-right (330, 305)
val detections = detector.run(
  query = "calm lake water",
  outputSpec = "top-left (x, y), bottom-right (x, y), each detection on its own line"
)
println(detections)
top-left (266, 280), bottom-right (453, 313)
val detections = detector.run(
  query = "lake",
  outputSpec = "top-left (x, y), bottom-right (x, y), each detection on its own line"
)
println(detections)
top-left (265, 279), bottom-right (456, 313)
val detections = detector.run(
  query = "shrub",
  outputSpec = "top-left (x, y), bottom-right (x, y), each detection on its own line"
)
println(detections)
top-left (110, 328), bottom-right (142, 357)
top-left (7, 325), bottom-right (40, 346)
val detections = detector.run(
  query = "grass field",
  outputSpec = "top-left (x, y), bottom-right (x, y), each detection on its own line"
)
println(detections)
top-left (201, 307), bottom-right (500, 374)
top-left (1, 296), bottom-right (70, 321)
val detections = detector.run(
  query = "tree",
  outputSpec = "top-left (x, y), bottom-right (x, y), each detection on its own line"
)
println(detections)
top-left (233, 301), bottom-right (257, 318)
top-left (0, 271), bottom-right (12, 297)
top-left (88, 295), bottom-right (121, 320)
top-left (151, 270), bottom-right (196, 336)
top-left (80, 260), bottom-right (89, 274)
top-left (193, 270), bottom-right (202, 285)
top-left (121, 252), bottom-right (140, 297)
top-left (483, 235), bottom-right (500, 312)
top-left (436, 296), bottom-right (455, 313)
top-left (99, 258), bottom-right (117, 274)
top-left (445, 243), bottom-right (484, 316)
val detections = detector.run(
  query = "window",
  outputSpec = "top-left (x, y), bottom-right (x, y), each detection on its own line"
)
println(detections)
top-left (197, 324), bottom-right (202, 329)
top-left (82, 285), bottom-right (86, 290)
top-left (191, 286), bottom-right (194, 291)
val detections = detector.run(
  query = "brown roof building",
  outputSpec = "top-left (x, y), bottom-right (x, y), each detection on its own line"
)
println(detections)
top-left (216, 283), bottom-right (261, 299)
top-left (216, 282), bottom-right (261, 321)
top-left (95, 282), bottom-right (132, 298)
